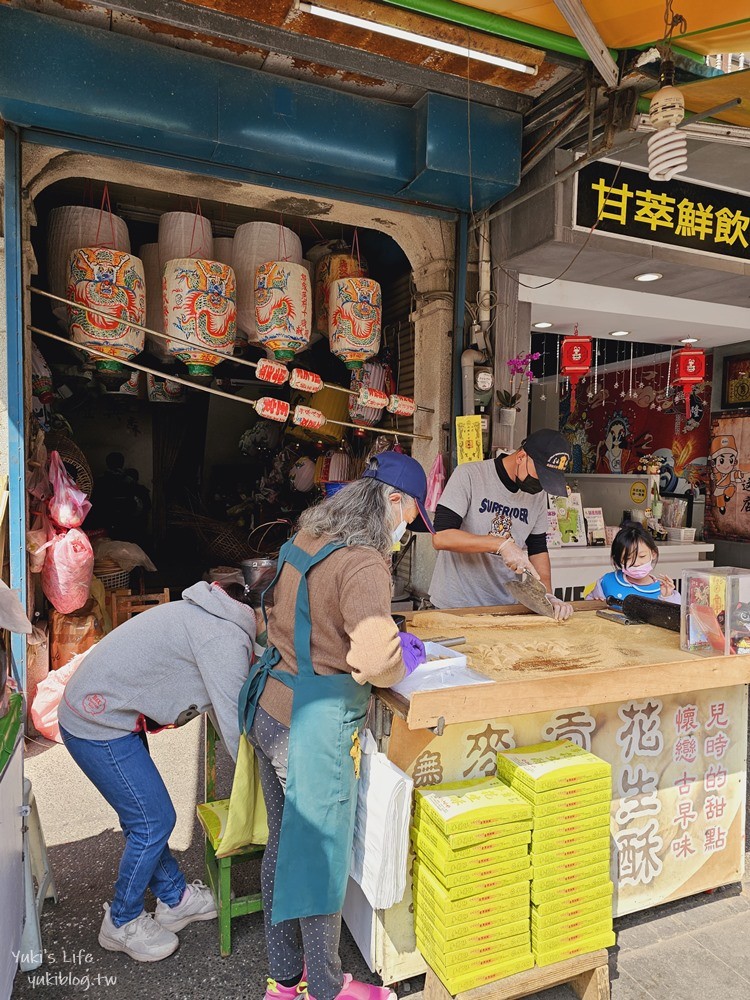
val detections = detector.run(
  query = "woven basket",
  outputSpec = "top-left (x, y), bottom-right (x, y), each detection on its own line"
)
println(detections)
top-left (96, 569), bottom-right (131, 591)
top-left (45, 431), bottom-right (93, 498)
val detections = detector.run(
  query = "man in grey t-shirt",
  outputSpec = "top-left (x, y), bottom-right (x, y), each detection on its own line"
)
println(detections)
top-left (429, 428), bottom-right (573, 617)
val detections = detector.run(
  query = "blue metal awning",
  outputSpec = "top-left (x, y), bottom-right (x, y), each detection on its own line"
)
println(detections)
top-left (0, 6), bottom-right (522, 214)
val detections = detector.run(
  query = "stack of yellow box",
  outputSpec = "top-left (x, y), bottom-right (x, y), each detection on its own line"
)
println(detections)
top-left (411, 776), bottom-right (534, 994)
top-left (496, 741), bottom-right (616, 968)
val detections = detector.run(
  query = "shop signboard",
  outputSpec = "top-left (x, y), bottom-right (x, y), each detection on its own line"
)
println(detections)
top-left (574, 160), bottom-right (750, 263)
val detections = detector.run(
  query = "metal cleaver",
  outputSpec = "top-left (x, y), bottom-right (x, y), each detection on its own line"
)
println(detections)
top-left (506, 571), bottom-right (556, 619)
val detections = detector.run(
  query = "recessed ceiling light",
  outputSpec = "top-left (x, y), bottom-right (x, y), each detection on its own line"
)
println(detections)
top-left (533, 321), bottom-right (553, 329)
top-left (680, 337), bottom-right (699, 344)
top-left (634, 272), bottom-right (663, 282)
top-left (610, 330), bottom-right (630, 337)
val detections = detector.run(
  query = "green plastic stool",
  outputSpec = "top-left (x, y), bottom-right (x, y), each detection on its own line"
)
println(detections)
top-left (197, 716), bottom-right (264, 956)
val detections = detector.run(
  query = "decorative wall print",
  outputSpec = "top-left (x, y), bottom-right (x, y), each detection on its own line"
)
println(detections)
top-left (721, 353), bottom-right (750, 410)
top-left (163, 258), bottom-right (236, 377)
top-left (704, 412), bottom-right (750, 542)
top-left (67, 247), bottom-right (146, 377)
top-left (560, 354), bottom-right (712, 494)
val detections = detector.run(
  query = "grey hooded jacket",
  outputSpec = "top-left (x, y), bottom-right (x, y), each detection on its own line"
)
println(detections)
top-left (58, 582), bottom-right (255, 761)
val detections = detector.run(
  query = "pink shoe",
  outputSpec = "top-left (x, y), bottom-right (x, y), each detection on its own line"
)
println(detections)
top-left (264, 975), bottom-right (308, 1000)
top-left (316, 974), bottom-right (396, 1000)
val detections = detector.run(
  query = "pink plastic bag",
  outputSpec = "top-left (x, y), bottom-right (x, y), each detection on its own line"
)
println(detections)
top-left (48, 450), bottom-right (91, 528)
top-left (30, 651), bottom-right (89, 742)
top-left (425, 453), bottom-right (446, 513)
top-left (41, 527), bottom-right (94, 614)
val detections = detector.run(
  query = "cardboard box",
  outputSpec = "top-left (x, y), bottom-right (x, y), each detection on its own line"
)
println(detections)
top-left (532, 848), bottom-right (611, 883)
top-left (532, 892), bottom-right (613, 930)
top-left (414, 895), bottom-right (530, 941)
top-left (416, 850), bottom-right (531, 890)
top-left (532, 863), bottom-right (612, 904)
top-left (497, 741), bottom-right (611, 792)
top-left (513, 776), bottom-right (612, 807)
top-left (533, 931), bottom-right (616, 967)
top-left (531, 815), bottom-right (610, 849)
top-left (426, 954), bottom-right (535, 995)
top-left (413, 858), bottom-right (532, 905)
top-left (533, 799), bottom-right (611, 830)
top-left (414, 813), bottom-right (532, 858)
top-left (531, 833), bottom-right (610, 867)
top-left (532, 879), bottom-right (615, 912)
top-left (412, 828), bottom-right (529, 877)
top-left (415, 916), bottom-right (529, 959)
top-left (532, 913), bottom-right (613, 944)
top-left (421, 939), bottom-right (533, 982)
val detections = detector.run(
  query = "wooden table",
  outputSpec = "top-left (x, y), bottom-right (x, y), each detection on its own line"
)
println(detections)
top-left (343, 603), bottom-right (750, 987)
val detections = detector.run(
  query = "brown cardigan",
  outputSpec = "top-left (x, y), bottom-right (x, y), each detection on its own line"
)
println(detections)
top-left (258, 531), bottom-right (406, 727)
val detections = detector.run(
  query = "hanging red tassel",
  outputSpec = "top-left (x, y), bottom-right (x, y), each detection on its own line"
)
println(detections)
top-left (560, 332), bottom-right (592, 413)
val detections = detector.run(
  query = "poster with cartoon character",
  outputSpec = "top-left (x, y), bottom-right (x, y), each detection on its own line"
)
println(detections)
top-left (549, 492), bottom-right (587, 546)
top-left (705, 414), bottom-right (750, 541)
top-left (560, 355), bottom-right (711, 492)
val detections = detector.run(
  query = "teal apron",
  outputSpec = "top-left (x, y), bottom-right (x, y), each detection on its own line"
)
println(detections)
top-left (238, 536), bottom-right (371, 924)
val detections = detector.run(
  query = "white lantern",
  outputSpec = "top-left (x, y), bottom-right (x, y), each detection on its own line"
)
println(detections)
top-left (67, 248), bottom-right (145, 378)
top-left (48, 205), bottom-right (130, 331)
top-left (213, 237), bottom-right (234, 267)
top-left (254, 261), bottom-right (312, 363)
top-left (163, 258), bottom-right (236, 377)
top-left (233, 222), bottom-right (302, 341)
top-left (158, 211), bottom-right (213, 272)
top-left (140, 243), bottom-right (170, 362)
top-left (349, 361), bottom-right (388, 428)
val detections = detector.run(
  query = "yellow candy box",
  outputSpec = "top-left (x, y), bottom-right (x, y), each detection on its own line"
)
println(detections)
top-left (533, 881), bottom-right (614, 919)
top-left (427, 954), bottom-right (535, 996)
top-left (414, 896), bottom-right (530, 942)
top-left (531, 835), bottom-right (610, 867)
top-left (417, 850), bottom-right (531, 891)
top-left (413, 808), bottom-right (532, 850)
top-left (532, 866), bottom-right (612, 905)
top-left (497, 741), bottom-right (611, 792)
top-left (532, 848), bottom-right (611, 883)
top-left (513, 776), bottom-right (612, 806)
top-left (531, 815), bottom-right (610, 849)
top-left (415, 917), bottom-right (530, 959)
top-left (532, 893), bottom-right (613, 930)
top-left (413, 858), bottom-right (533, 904)
top-left (413, 814), bottom-right (532, 860)
top-left (415, 777), bottom-right (533, 836)
top-left (421, 938), bottom-right (533, 983)
top-left (533, 930), bottom-right (616, 967)
top-left (412, 829), bottom-right (530, 878)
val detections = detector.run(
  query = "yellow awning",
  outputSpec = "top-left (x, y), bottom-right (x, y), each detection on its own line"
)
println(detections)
top-left (456, 2), bottom-right (750, 55)
top-left (645, 68), bottom-right (750, 127)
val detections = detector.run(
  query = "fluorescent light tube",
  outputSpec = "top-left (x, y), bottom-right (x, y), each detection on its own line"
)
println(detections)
top-left (298, 2), bottom-right (538, 75)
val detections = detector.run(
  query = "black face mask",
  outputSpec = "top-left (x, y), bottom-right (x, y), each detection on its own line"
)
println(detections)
top-left (518, 474), bottom-right (543, 495)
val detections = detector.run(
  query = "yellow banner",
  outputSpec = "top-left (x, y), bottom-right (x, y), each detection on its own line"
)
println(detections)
top-left (455, 415), bottom-right (483, 465)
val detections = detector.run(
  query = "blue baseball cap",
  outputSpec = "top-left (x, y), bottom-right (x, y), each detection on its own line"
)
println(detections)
top-left (361, 451), bottom-right (435, 534)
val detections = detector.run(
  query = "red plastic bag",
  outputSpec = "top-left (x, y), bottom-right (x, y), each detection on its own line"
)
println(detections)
top-left (48, 450), bottom-right (91, 528)
top-left (31, 651), bottom-right (89, 742)
top-left (41, 527), bottom-right (94, 614)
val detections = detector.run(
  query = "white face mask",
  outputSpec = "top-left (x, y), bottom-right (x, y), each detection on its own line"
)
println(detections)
top-left (392, 500), bottom-right (408, 545)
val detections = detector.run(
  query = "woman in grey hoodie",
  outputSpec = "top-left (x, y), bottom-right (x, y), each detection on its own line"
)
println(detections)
top-left (58, 580), bottom-right (257, 963)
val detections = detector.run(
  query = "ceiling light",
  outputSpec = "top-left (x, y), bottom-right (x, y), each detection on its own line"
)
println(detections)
top-left (680, 337), bottom-right (699, 344)
top-left (533, 321), bottom-right (553, 329)
top-left (297, 2), bottom-right (538, 75)
top-left (634, 272), bottom-right (663, 282)
top-left (610, 330), bottom-right (630, 337)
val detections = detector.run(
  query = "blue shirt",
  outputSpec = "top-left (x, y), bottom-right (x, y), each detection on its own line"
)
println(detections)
top-left (592, 571), bottom-right (663, 609)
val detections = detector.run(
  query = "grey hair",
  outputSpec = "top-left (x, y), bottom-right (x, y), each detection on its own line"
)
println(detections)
top-left (298, 478), bottom-right (411, 558)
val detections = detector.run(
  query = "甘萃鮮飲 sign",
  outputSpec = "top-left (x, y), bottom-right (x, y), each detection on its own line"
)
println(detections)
top-left (575, 160), bottom-right (750, 262)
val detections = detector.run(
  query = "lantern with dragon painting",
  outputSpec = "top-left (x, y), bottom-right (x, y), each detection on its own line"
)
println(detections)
top-left (67, 247), bottom-right (145, 381)
top-left (329, 277), bottom-right (382, 370)
top-left (163, 259), bottom-right (236, 378)
top-left (254, 261), bottom-right (312, 362)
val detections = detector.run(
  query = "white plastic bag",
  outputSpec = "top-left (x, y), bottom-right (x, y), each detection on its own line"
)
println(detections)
top-left (41, 527), bottom-right (94, 614)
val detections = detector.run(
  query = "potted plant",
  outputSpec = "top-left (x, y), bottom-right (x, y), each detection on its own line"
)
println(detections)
top-left (496, 351), bottom-right (540, 425)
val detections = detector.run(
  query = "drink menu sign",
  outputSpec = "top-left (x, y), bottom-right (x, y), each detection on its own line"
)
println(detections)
top-left (575, 160), bottom-right (750, 262)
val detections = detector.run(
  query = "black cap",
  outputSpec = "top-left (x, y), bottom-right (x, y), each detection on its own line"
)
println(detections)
top-left (521, 429), bottom-right (571, 497)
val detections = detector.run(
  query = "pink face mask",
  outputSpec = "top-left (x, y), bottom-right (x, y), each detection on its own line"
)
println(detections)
top-left (623, 561), bottom-right (653, 580)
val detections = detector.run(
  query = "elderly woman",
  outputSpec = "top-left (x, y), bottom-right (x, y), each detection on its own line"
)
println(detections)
top-left (239, 451), bottom-right (433, 1000)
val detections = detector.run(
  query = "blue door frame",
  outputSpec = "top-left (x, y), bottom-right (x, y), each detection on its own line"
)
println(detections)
top-left (3, 127), bottom-right (28, 688)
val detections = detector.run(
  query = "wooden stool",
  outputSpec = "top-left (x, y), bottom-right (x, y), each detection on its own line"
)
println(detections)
top-left (110, 588), bottom-right (170, 628)
top-left (423, 950), bottom-right (611, 1000)
top-left (196, 716), bottom-right (263, 957)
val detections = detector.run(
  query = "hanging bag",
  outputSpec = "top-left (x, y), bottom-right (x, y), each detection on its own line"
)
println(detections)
top-left (47, 450), bottom-right (92, 528)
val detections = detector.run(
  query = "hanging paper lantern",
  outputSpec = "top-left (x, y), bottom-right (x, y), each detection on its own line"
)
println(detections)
top-left (329, 277), bottom-right (382, 370)
top-left (67, 247), bottom-right (146, 378)
top-left (289, 368), bottom-right (323, 394)
top-left (233, 222), bottom-right (302, 341)
top-left (349, 361), bottom-right (388, 429)
top-left (387, 394), bottom-right (417, 417)
top-left (254, 261), bottom-right (312, 362)
top-left (158, 211), bottom-right (213, 272)
top-left (560, 334), bottom-right (592, 413)
top-left (31, 344), bottom-right (54, 403)
top-left (314, 448), bottom-right (352, 484)
top-left (293, 405), bottom-right (327, 430)
top-left (118, 371), bottom-right (143, 397)
top-left (147, 373), bottom-right (185, 403)
top-left (47, 205), bottom-right (130, 331)
top-left (314, 251), bottom-right (367, 338)
top-left (290, 456), bottom-right (316, 492)
top-left (255, 397), bottom-right (291, 423)
top-left (673, 348), bottom-right (705, 419)
top-left (257, 358), bottom-right (290, 386)
top-left (140, 242), bottom-right (170, 363)
top-left (213, 237), bottom-right (234, 267)
top-left (163, 258), bottom-right (236, 378)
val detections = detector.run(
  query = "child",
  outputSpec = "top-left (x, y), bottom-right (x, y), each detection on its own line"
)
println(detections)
top-left (588, 522), bottom-right (681, 609)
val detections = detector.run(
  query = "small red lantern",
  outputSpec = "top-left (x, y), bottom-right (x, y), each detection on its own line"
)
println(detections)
top-left (673, 348), bottom-right (705, 418)
top-left (560, 332), bottom-right (592, 412)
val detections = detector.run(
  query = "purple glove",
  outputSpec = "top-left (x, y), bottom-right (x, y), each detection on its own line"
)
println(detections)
top-left (399, 632), bottom-right (427, 675)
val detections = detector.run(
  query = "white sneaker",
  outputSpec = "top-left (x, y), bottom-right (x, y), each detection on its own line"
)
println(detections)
top-left (155, 880), bottom-right (218, 932)
top-left (98, 903), bottom-right (179, 962)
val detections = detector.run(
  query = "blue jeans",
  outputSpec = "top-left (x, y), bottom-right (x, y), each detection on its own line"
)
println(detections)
top-left (60, 726), bottom-right (186, 926)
